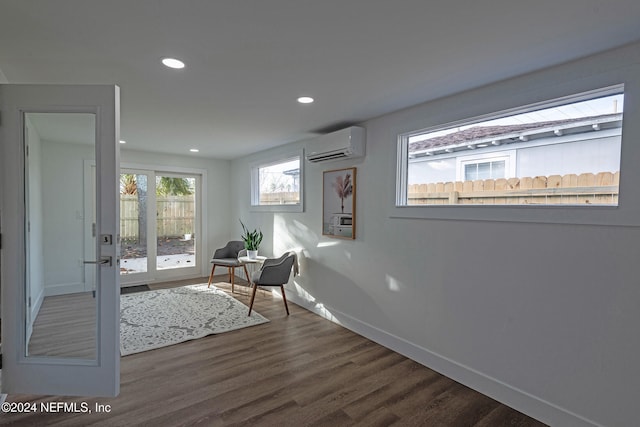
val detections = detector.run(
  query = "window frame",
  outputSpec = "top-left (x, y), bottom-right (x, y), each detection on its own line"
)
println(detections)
top-left (392, 83), bottom-right (637, 226)
top-left (457, 150), bottom-right (516, 182)
top-left (250, 149), bottom-right (304, 213)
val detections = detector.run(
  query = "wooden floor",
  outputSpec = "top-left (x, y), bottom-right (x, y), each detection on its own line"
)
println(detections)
top-left (28, 292), bottom-right (96, 359)
top-left (3, 276), bottom-right (547, 426)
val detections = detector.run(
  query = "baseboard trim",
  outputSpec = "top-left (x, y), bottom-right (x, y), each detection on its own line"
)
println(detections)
top-left (286, 292), bottom-right (602, 427)
top-left (26, 287), bottom-right (45, 344)
top-left (44, 282), bottom-right (85, 297)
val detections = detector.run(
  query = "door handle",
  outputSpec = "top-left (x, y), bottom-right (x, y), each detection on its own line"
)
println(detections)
top-left (83, 256), bottom-right (112, 267)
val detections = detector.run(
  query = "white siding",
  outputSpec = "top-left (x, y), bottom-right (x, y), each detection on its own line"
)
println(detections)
top-left (408, 133), bottom-right (621, 184)
top-left (517, 134), bottom-right (621, 177)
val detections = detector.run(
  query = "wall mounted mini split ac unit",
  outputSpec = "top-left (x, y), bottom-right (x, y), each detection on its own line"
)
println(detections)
top-left (305, 126), bottom-right (365, 163)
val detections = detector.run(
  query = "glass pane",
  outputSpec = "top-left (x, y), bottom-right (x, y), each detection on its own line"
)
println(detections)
top-left (25, 112), bottom-right (97, 359)
top-left (156, 175), bottom-right (196, 271)
top-left (464, 164), bottom-right (477, 181)
top-left (258, 158), bottom-right (300, 205)
top-left (405, 89), bottom-right (623, 206)
top-left (120, 173), bottom-right (148, 275)
top-left (477, 162), bottom-right (491, 180)
top-left (491, 160), bottom-right (506, 178)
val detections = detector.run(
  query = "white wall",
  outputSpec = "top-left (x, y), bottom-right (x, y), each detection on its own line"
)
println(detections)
top-left (41, 140), bottom-right (93, 295)
top-left (37, 146), bottom-right (232, 289)
top-left (229, 43), bottom-right (640, 427)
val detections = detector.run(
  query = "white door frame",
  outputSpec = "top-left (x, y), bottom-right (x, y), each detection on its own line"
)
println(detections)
top-left (119, 164), bottom-right (206, 286)
top-left (0, 84), bottom-right (120, 396)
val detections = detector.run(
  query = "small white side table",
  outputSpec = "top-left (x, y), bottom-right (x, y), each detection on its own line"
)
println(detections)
top-left (237, 255), bottom-right (267, 292)
top-left (238, 255), bottom-right (267, 267)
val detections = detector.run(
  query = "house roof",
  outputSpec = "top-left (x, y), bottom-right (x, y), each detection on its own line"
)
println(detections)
top-left (409, 113), bottom-right (623, 155)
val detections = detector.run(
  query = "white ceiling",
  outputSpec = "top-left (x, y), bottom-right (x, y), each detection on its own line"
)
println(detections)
top-left (1, 0), bottom-right (640, 159)
top-left (27, 112), bottom-right (95, 146)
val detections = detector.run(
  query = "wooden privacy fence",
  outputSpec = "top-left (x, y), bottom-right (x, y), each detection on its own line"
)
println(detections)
top-left (408, 171), bottom-right (619, 205)
top-left (120, 195), bottom-right (195, 239)
top-left (260, 192), bottom-right (299, 205)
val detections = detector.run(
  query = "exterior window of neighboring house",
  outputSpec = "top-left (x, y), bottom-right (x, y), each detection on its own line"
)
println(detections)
top-left (457, 151), bottom-right (516, 182)
top-left (396, 85), bottom-right (624, 207)
top-left (464, 160), bottom-right (505, 181)
top-left (251, 151), bottom-right (304, 212)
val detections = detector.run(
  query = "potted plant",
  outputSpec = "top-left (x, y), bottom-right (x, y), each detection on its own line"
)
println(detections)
top-left (180, 225), bottom-right (192, 241)
top-left (240, 220), bottom-right (263, 259)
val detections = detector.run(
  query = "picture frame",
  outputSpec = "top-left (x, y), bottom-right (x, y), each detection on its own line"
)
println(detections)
top-left (322, 167), bottom-right (356, 239)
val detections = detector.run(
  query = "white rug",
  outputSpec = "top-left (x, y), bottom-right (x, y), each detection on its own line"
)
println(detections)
top-left (120, 284), bottom-right (269, 356)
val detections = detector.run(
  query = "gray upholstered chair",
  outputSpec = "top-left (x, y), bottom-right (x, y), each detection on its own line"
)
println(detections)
top-left (207, 240), bottom-right (250, 293)
top-left (248, 253), bottom-right (296, 316)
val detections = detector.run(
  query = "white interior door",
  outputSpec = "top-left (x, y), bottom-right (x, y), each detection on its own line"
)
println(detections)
top-left (0, 84), bottom-right (120, 396)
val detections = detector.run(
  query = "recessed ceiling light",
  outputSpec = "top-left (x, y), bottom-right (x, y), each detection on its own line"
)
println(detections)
top-left (189, 148), bottom-right (199, 153)
top-left (119, 140), bottom-right (126, 144)
top-left (162, 57), bottom-right (185, 69)
top-left (297, 96), bottom-right (314, 104)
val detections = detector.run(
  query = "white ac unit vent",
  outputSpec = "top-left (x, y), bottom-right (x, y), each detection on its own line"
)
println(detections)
top-left (306, 126), bottom-right (365, 163)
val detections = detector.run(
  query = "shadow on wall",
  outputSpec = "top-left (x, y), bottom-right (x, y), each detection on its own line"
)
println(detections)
top-left (286, 255), bottom-right (397, 332)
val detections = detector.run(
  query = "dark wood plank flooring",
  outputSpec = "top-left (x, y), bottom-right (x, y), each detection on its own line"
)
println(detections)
top-left (28, 292), bottom-right (96, 359)
top-left (2, 276), bottom-right (547, 426)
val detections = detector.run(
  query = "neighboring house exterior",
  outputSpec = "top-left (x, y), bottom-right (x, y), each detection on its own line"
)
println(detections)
top-left (408, 113), bottom-right (622, 186)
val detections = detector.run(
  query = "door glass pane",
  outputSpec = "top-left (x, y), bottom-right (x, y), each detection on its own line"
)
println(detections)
top-left (120, 173), bottom-right (149, 275)
top-left (156, 175), bottom-right (196, 271)
top-left (25, 112), bottom-right (97, 359)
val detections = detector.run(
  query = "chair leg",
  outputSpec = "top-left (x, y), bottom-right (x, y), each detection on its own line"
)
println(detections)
top-left (242, 264), bottom-right (251, 286)
top-left (207, 264), bottom-right (216, 288)
top-left (280, 285), bottom-right (290, 315)
top-left (230, 267), bottom-right (235, 293)
top-left (248, 283), bottom-right (259, 316)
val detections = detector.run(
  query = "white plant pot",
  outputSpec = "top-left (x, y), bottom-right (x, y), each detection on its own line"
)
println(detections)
top-left (183, 233), bottom-right (192, 240)
top-left (247, 250), bottom-right (258, 259)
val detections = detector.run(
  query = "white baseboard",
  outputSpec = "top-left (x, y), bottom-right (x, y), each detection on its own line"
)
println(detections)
top-left (286, 292), bottom-right (602, 427)
top-left (44, 282), bottom-right (85, 297)
top-left (31, 288), bottom-right (44, 320)
top-left (26, 287), bottom-right (45, 344)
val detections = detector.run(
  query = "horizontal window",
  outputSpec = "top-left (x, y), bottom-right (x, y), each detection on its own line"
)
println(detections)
top-left (397, 85), bottom-right (624, 207)
top-left (251, 151), bottom-right (304, 212)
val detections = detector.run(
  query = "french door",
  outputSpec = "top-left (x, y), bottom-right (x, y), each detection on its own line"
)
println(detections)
top-left (119, 169), bottom-right (201, 286)
top-left (0, 84), bottom-right (120, 396)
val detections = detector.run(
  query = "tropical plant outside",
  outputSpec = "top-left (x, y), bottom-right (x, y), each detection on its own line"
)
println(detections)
top-left (120, 175), bottom-right (194, 197)
top-left (156, 177), bottom-right (194, 196)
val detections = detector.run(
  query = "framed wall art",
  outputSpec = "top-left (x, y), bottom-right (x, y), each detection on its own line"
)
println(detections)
top-left (322, 167), bottom-right (356, 239)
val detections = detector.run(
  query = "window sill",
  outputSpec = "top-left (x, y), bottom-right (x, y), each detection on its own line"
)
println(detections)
top-left (250, 204), bottom-right (303, 213)
top-left (389, 203), bottom-right (640, 227)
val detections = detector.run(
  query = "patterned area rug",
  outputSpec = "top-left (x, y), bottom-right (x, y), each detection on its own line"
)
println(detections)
top-left (120, 284), bottom-right (269, 356)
